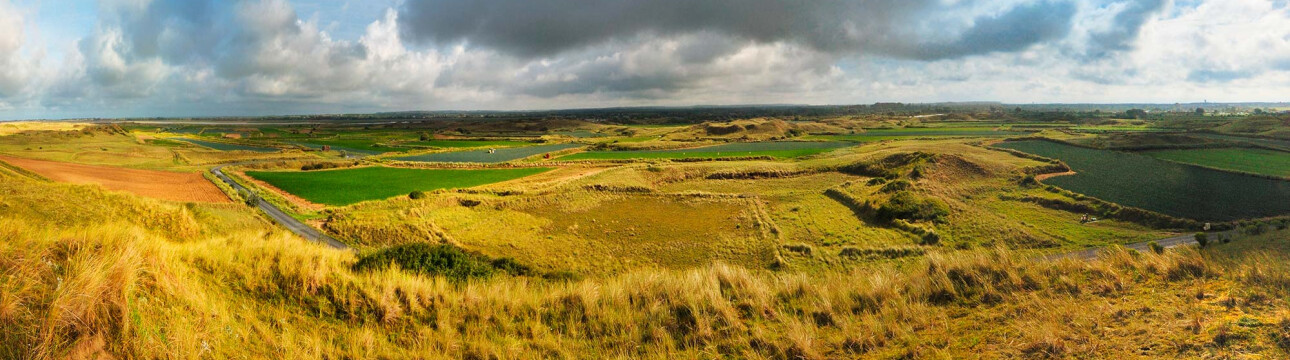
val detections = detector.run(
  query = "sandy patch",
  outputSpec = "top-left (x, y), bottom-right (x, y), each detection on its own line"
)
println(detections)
top-left (0, 154), bottom-right (230, 203)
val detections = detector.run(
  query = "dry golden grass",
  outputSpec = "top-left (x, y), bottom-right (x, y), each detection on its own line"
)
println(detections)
top-left (0, 122), bottom-right (90, 136)
top-left (5, 175), bottom-right (1290, 358)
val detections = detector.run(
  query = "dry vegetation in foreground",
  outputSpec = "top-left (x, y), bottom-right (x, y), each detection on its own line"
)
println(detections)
top-left (4, 173), bottom-right (1290, 359)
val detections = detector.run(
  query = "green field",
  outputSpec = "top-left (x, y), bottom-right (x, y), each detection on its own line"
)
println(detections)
top-left (1190, 133), bottom-right (1290, 151)
top-left (1141, 148), bottom-right (1290, 177)
top-left (401, 139), bottom-right (533, 148)
top-left (171, 138), bottom-right (280, 152)
top-left (996, 140), bottom-right (1290, 221)
top-left (245, 166), bottom-right (552, 206)
top-left (811, 127), bottom-right (1028, 142)
top-left (394, 143), bottom-right (582, 163)
top-left (558, 141), bottom-right (852, 160)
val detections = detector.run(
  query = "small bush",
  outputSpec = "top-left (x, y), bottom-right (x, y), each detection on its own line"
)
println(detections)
top-left (408, 191), bottom-right (427, 200)
top-left (1195, 233), bottom-right (1209, 248)
top-left (353, 243), bottom-right (530, 281)
top-left (876, 191), bottom-right (949, 223)
top-left (879, 179), bottom-right (912, 193)
top-left (1148, 241), bottom-right (1164, 254)
top-left (301, 162), bottom-right (342, 171)
top-left (782, 244), bottom-right (813, 256)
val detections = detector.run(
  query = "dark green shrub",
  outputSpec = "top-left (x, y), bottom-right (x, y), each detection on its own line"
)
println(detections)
top-left (879, 179), bottom-right (912, 193)
top-left (352, 243), bottom-right (530, 281)
top-left (1195, 233), bottom-right (1209, 248)
top-left (1148, 241), bottom-right (1164, 254)
top-left (409, 190), bottom-right (427, 200)
top-left (876, 191), bottom-right (949, 223)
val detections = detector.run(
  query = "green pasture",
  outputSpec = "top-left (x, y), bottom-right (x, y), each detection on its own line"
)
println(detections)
top-left (246, 166), bottom-right (552, 206)
top-left (1141, 148), bottom-right (1290, 178)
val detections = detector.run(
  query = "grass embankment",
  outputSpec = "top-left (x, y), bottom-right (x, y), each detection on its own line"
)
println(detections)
top-left (1142, 148), bottom-right (1290, 178)
top-left (6, 173), bottom-right (1290, 358)
top-left (996, 140), bottom-right (1290, 221)
top-left (245, 166), bottom-right (552, 206)
top-left (559, 142), bottom-right (852, 160)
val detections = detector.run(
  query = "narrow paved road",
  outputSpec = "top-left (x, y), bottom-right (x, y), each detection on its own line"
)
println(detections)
top-left (1044, 231), bottom-right (1232, 261)
top-left (211, 164), bottom-right (350, 250)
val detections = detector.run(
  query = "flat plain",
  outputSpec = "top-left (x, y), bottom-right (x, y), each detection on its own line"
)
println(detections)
top-left (245, 166), bottom-right (553, 205)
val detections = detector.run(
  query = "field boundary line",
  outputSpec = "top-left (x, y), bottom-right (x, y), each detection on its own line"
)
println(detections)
top-left (211, 162), bottom-right (350, 250)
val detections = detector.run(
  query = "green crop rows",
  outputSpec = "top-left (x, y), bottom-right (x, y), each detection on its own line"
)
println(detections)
top-left (1141, 148), bottom-right (1290, 178)
top-left (246, 166), bottom-right (552, 206)
top-left (996, 140), bottom-right (1290, 221)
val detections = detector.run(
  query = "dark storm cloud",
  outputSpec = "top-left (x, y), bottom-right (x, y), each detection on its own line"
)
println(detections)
top-left (398, 0), bottom-right (1078, 60)
top-left (1087, 0), bottom-right (1167, 57)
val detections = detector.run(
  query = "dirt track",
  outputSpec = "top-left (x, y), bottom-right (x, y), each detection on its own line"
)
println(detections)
top-left (0, 154), bottom-right (230, 203)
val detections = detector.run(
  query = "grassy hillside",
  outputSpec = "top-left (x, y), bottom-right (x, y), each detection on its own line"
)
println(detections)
top-left (559, 142), bottom-right (852, 160)
top-left (6, 175), bottom-right (1290, 358)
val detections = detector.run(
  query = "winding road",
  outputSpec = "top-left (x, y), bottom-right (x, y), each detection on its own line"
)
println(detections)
top-left (211, 164), bottom-right (350, 250)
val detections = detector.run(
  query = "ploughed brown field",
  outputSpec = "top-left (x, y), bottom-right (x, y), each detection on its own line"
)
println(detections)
top-left (0, 154), bottom-right (230, 203)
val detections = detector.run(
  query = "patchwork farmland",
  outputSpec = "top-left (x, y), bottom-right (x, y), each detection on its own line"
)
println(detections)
top-left (996, 140), bottom-right (1290, 221)
top-left (0, 154), bottom-right (230, 203)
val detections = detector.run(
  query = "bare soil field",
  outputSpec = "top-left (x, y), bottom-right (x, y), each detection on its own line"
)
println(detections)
top-left (0, 154), bottom-right (230, 203)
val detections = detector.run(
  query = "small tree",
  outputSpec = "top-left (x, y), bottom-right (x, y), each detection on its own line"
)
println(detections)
top-left (409, 190), bottom-right (427, 200)
top-left (1195, 232), bottom-right (1209, 248)
top-left (419, 132), bottom-right (431, 141)
top-left (1148, 241), bottom-right (1164, 254)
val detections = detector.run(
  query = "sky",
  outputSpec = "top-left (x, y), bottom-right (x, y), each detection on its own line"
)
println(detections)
top-left (0, 0), bottom-right (1287, 120)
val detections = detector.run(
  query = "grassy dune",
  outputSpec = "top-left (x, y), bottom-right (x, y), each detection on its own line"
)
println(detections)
top-left (5, 175), bottom-right (1290, 358)
top-left (559, 142), bottom-right (852, 160)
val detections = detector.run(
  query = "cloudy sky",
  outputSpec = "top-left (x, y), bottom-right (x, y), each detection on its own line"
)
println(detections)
top-left (0, 0), bottom-right (1287, 119)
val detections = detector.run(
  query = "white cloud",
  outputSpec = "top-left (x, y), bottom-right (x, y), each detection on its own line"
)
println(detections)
top-left (0, 0), bottom-right (34, 98)
top-left (2, 0), bottom-right (1290, 119)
